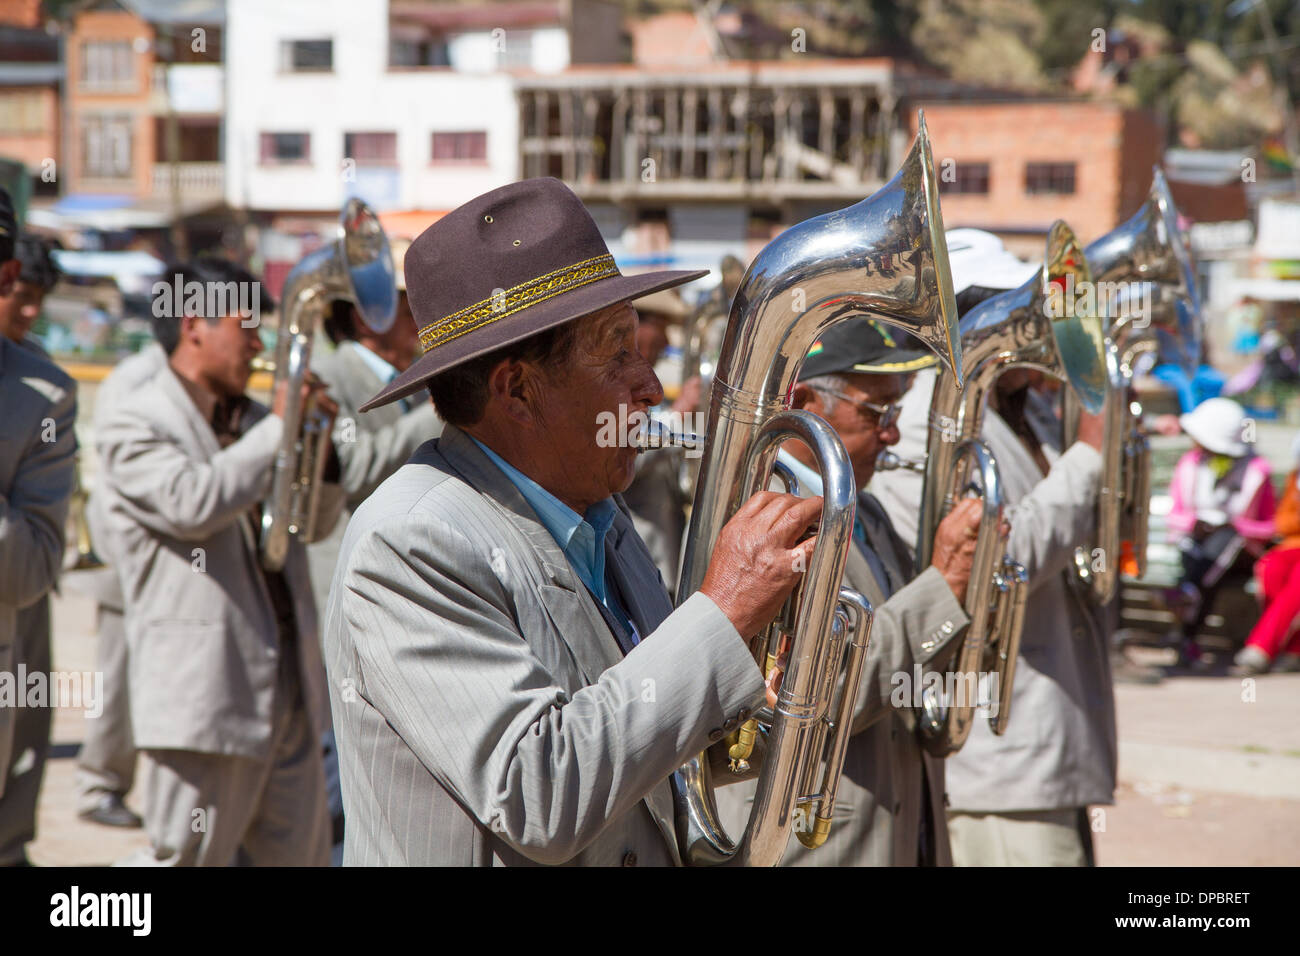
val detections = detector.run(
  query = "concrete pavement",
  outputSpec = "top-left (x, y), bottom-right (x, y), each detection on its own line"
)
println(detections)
top-left (19, 589), bottom-right (1300, 866)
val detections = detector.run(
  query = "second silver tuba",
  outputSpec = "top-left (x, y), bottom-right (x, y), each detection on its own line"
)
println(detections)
top-left (671, 111), bottom-right (964, 866)
top-left (259, 198), bottom-right (397, 571)
top-left (912, 221), bottom-right (1107, 755)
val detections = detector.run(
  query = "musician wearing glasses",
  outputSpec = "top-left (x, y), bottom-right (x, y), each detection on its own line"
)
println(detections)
top-left (324, 178), bottom-right (820, 866)
top-left (716, 319), bottom-right (987, 866)
top-left (96, 258), bottom-right (345, 865)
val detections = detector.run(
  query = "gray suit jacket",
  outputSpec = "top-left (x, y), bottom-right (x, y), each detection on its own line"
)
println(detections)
top-left (78, 344), bottom-right (168, 612)
top-left (306, 342), bottom-right (441, 623)
top-left (944, 398), bottom-right (1115, 812)
top-left (324, 424), bottom-right (767, 865)
top-left (717, 488), bottom-right (967, 866)
top-left (97, 362), bottom-right (338, 757)
top-left (871, 372), bottom-right (1115, 811)
top-left (0, 339), bottom-right (77, 797)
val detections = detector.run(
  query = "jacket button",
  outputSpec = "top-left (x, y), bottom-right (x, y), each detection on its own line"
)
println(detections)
top-left (921, 640), bottom-right (936, 652)
top-left (708, 728), bottom-right (724, 742)
top-left (722, 716), bottom-right (738, 732)
top-left (622, 851), bottom-right (638, 867)
top-left (941, 621), bottom-right (954, 634)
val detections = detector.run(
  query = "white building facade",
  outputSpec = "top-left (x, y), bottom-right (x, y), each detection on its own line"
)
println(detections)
top-left (224, 0), bottom-right (521, 217)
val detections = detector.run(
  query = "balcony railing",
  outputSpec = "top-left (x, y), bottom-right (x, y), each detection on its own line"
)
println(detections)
top-left (151, 162), bottom-right (224, 202)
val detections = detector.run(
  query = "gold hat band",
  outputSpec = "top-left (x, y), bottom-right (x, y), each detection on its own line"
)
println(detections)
top-left (418, 253), bottom-right (620, 353)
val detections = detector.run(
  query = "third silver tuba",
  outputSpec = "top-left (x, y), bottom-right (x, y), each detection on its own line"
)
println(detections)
top-left (1065, 167), bottom-right (1203, 601)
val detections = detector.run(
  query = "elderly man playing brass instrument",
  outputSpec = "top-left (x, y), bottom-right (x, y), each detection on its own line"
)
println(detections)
top-left (716, 319), bottom-right (988, 866)
top-left (324, 178), bottom-right (826, 866)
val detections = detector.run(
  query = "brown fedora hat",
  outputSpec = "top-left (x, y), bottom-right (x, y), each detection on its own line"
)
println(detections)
top-left (360, 177), bottom-right (707, 411)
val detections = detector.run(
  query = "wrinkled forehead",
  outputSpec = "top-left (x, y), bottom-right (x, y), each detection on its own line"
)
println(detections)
top-left (843, 370), bottom-right (907, 403)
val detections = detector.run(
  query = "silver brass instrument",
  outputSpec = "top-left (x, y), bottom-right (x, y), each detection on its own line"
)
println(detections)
top-left (913, 220), bottom-right (1107, 756)
top-left (259, 198), bottom-right (397, 571)
top-left (1066, 168), bottom-right (1203, 601)
top-left (671, 111), bottom-right (964, 866)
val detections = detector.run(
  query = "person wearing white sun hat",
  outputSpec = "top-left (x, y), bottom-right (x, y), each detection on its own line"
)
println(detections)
top-left (1165, 397), bottom-right (1277, 667)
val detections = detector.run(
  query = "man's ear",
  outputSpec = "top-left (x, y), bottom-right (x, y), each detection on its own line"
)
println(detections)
top-left (487, 358), bottom-right (540, 427)
top-left (0, 259), bottom-right (18, 296)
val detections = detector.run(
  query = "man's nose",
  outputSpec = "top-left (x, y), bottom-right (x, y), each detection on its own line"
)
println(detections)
top-left (880, 423), bottom-right (901, 446)
top-left (631, 352), bottom-right (664, 407)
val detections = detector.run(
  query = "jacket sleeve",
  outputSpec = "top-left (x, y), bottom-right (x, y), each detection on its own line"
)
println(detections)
top-left (338, 514), bottom-right (767, 865)
top-left (0, 386), bottom-right (77, 608)
top-left (334, 401), bottom-right (441, 509)
top-left (847, 567), bottom-right (969, 735)
top-left (1233, 457), bottom-right (1277, 541)
top-left (1166, 451), bottom-right (1197, 539)
top-left (1276, 472), bottom-right (1300, 539)
top-left (1000, 441), bottom-right (1103, 590)
top-left (98, 402), bottom-right (283, 542)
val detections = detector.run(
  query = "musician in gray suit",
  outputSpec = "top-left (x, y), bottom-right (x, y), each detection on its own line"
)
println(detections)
top-left (0, 214), bottom-right (78, 866)
top-left (74, 343), bottom-right (166, 829)
top-left (872, 270), bottom-right (1111, 866)
top-left (98, 258), bottom-right (344, 865)
top-left (326, 178), bottom-right (820, 866)
top-left (717, 320), bottom-right (986, 866)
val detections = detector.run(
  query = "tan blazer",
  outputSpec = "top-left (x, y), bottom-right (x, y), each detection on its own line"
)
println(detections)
top-left (96, 362), bottom-right (340, 757)
top-left (324, 424), bottom-right (766, 865)
top-left (306, 341), bottom-right (440, 622)
top-left (0, 339), bottom-right (77, 797)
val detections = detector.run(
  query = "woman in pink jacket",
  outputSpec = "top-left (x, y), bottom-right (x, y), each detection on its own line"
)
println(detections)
top-left (1166, 398), bottom-right (1276, 666)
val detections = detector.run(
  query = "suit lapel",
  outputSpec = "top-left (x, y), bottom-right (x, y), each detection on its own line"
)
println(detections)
top-left (435, 426), bottom-right (626, 682)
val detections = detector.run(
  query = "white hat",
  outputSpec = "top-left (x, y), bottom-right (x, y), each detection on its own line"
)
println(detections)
top-left (945, 228), bottom-right (1037, 296)
top-left (1179, 397), bottom-right (1250, 457)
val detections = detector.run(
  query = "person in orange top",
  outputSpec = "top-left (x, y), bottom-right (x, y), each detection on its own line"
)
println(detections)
top-left (1234, 435), bottom-right (1300, 674)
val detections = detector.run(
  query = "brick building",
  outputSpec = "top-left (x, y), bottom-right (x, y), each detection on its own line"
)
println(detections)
top-left (0, 0), bottom-right (61, 204)
top-left (912, 100), bottom-right (1164, 254)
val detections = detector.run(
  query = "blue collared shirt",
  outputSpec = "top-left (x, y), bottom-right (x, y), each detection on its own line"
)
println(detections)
top-left (469, 436), bottom-right (638, 645)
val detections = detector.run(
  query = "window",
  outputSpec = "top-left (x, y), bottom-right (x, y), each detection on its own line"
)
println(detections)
top-left (281, 39), bottom-right (333, 72)
top-left (80, 40), bottom-right (135, 92)
top-left (495, 29), bottom-right (533, 69)
top-left (431, 131), bottom-right (487, 163)
top-left (390, 38), bottom-right (450, 68)
top-left (80, 114), bottom-right (133, 179)
top-left (1025, 162), bottom-right (1076, 195)
top-left (939, 161), bottom-right (990, 195)
top-left (0, 92), bottom-right (45, 134)
top-left (344, 132), bottom-right (397, 166)
top-left (259, 132), bottom-right (311, 164)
